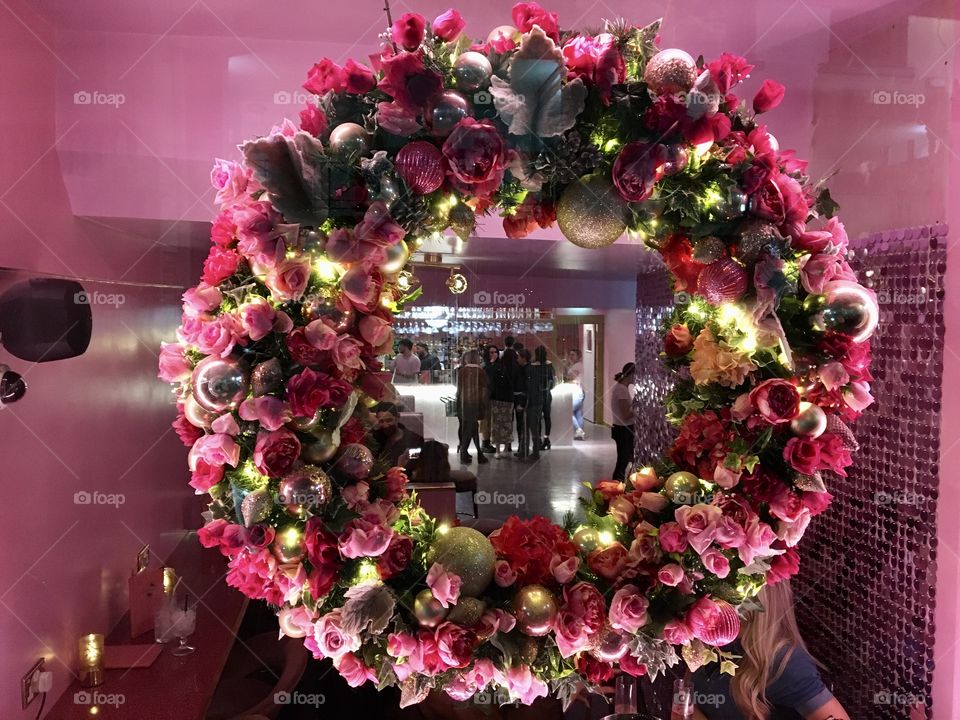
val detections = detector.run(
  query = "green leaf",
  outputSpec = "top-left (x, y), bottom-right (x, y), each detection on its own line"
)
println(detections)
top-left (815, 187), bottom-right (840, 218)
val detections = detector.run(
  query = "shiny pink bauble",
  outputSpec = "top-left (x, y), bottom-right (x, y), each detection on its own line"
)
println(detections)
top-left (277, 608), bottom-right (307, 638)
top-left (696, 599), bottom-right (741, 646)
top-left (425, 90), bottom-right (471, 137)
top-left (277, 466), bottom-right (332, 518)
top-left (697, 257), bottom-right (749, 305)
top-left (593, 626), bottom-right (629, 661)
top-left (335, 443), bottom-right (374, 481)
top-left (183, 393), bottom-right (217, 429)
top-left (395, 140), bottom-right (445, 194)
top-left (191, 355), bottom-right (249, 412)
top-left (302, 297), bottom-right (354, 332)
top-left (643, 49), bottom-right (698, 94)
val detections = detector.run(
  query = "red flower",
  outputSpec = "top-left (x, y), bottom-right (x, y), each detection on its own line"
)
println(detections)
top-left (587, 543), bottom-right (628, 582)
top-left (432, 9), bottom-right (465, 42)
top-left (490, 516), bottom-right (577, 586)
top-left (576, 655), bottom-right (614, 684)
top-left (664, 324), bottom-right (694, 356)
top-left (304, 58), bottom-right (345, 95)
top-left (753, 79), bottom-right (785, 114)
top-left (752, 171), bottom-right (809, 240)
top-left (594, 35), bottom-right (625, 106)
top-left (299, 104), bottom-right (328, 136)
top-left (707, 53), bottom-right (754, 94)
top-left (172, 408), bottom-right (203, 447)
top-left (343, 59), bottom-right (376, 94)
top-left (377, 534), bottom-right (413, 579)
top-left (201, 247), bottom-right (241, 285)
top-left (392, 13), bottom-right (426, 51)
top-left (816, 433), bottom-right (852, 477)
top-left (511, 2), bottom-right (559, 42)
top-left (253, 428), bottom-right (301, 477)
top-left (378, 51), bottom-right (444, 111)
top-left (766, 544), bottom-right (799, 584)
top-left (286, 367), bottom-right (351, 417)
top-left (660, 235), bottom-right (705, 293)
top-left (783, 437), bottom-right (820, 475)
top-left (442, 119), bottom-right (508, 199)
top-left (749, 379), bottom-right (800, 425)
top-left (304, 517), bottom-right (342, 598)
top-left (612, 142), bottom-right (667, 203)
top-left (286, 328), bottom-right (335, 370)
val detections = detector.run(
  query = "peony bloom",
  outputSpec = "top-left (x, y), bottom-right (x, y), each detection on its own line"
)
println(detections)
top-left (202, 246), bottom-right (241, 286)
top-left (339, 518), bottom-right (394, 559)
top-left (442, 118), bottom-right (508, 199)
top-left (609, 585), bottom-right (649, 633)
top-left (285, 367), bottom-right (350, 418)
top-left (511, 2), bottom-right (559, 42)
top-left (587, 543), bottom-right (628, 582)
top-left (690, 327), bottom-right (757, 388)
top-left (253, 428), bottom-right (301, 477)
top-left (189, 459), bottom-right (223, 493)
top-left (749, 378), bottom-right (801, 424)
top-left (432, 9), bottom-right (465, 42)
top-left (378, 51), bottom-right (444, 111)
top-left (435, 622), bottom-right (477, 668)
top-left (299, 104), bottom-right (327, 136)
top-left (707, 53), bottom-right (754, 94)
top-left (753, 79), bottom-right (785, 113)
top-left (427, 563), bottom-right (462, 608)
top-left (783, 437), bottom-right (820, 475)
top-left (612, 142), bottom-right (667, 203)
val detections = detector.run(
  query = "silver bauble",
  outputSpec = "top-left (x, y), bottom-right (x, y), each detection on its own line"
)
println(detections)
top-left (790, 401), bottom-right (828, 438)
top-left (328, 123), bottom-right (370, 158)
top-left (425, 90), bottom-right (471, 137)
top-left (277, 465), bottom-right (332, 518)
top-left (240, 489), bottom-right (273, 527)
top-left (556, 175), bottom-right (628, 249)
top-left (191, 356), bottom-right (248, 412)
top-left (453, 51), bottom-right (493, 93)
top-left (736, 220), bottom-right (781, 263)
top-left (692, 236), bottom-right (726, 264)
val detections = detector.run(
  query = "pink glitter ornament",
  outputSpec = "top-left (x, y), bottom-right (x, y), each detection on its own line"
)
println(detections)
top-left (696, 257), bottom-right (748, 305)
top-left (395, 141), bottom-right (444, 195)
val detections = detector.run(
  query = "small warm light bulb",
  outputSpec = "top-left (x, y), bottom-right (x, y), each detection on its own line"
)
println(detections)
top-left (314, 257), bottom-right (341, 283)
top-left (598, 530), bottom-right (614, 546)
top-left (437, 523), bottom-right (450, 535)
top-left (283, 527), bottom-right (301, 545)
top-left (356, 560), bottom-right (380, 583)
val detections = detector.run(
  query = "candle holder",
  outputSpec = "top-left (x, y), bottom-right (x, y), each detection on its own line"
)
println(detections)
top-left (78, 633), bottom-right (104, 688)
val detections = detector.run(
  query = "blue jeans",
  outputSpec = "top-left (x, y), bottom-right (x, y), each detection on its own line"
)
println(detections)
top-left (572, 387), bottom-right (584, 432)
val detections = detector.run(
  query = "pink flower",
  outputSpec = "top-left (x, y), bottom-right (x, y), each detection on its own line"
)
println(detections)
top-left (594, 34), bottom-right (625, 105)
top-left (435, 622), bottom-right (476, 668)
top-left (636, 491), bottom-right (670, 513)
top-left (299, 104), bottom-right (327, 136)
top-left (387, 631), bottom-right (418, 658)
top-left (707, 53), bottom-right (754, 94)
top-left (713, 516), bottom-right (746, 550)
top-left (612, 142), bottom-right (667, 203)
top-left (182, 284), bottom-right (222, 317)
top-left (817, 433), bottom-right (853, 477)
top-left (286, 367), bottom-right (338, 417)
top-left (376, 101), bottom-right (423, 136)
top-left (505, 665), bottom-right (549, 705)
top-left (304, 58), bottom-right (345, 95)
top-left (384, 467), bottom-right (409, 502)
top-left (432, 9), bottom-right (465, 42)
top-left (562, 35), bottom-right (600, 81)
top-left (777, 508), bottom-right (811, 547)
top-left (620, 653), bottom-right (648, 677)
top-left (265, 258), bottom-right (310, 302)
top-left (211, 413), bottom-right (240, 436)
top-left (609, 495), bottom-right (636, 524)
top-left (553, 609), bottom-right (591, 657)
top-left (343, 59), bottom-right (376, 94)
top-left (392, 12), bottom-right (426, 51)
top-left (494, 559), bottom-right (517, 587)
top-left (195, 314), bottom-right (244, 358)
top-left (609, 584), bottom-right (649, 633)
top-left (190, 433), bottom-right (240, 468)
top-left (713, 463), bottom-right (742, 490)
top-left (378, 51), bottom-right (444, 111)
top-left (629, 533), bottom-right (662, 564)
top-left (819, 361), bottom-right (850, 391)
top-left (563, 582), bottom-right (606, 632)
top-left (253, 428), bottom-right (301, 477)
top-left (376, 534), bottom-right (412, 579)
top-left (663, 619), bottom-right (694, 645)
top-left (210, 159), bottom-right (251, 207)
top-left (511, 2), bottom-right (559, 42)
top-left (657, 563), bottom-right (685, 587)
top-left (313, 610), bottom-right (360, 659)
top-left (676, 504), bottom-right (722, 554)
top-left (359, 315), bottom-right (394, 350)
top-left (587, 543), bottom-right (628, 582)
top-left (239, 296), bottom-right (277, 341)
top-left (238, 396), bottom-right (291, 431)
top-left (800, 252), bottom-right (840, 294)
top-left (738, 516), bottom-right (778, 566)
top-left (339, 518), bottom-right (394, 559)
top-left (202, 246), bottom-right (241, 285)
top-left (158, 342), bottom-right (191, 383)
top-left (658, 522), bottom-right (689, 553)
top-left (784, 437), bottom-right (820, 475)
top-left (334, 652), bottom-right (376, 687)
top-left (753, 79), bottom-right (785, 113)
top-left (189, 459), bottom-right (224, 493)
top-left (550, 555), bottom-right (579, 584)
top-left (700, 548), bottom-right (731, 578)
top-left (844, 380), bottom-right (874, 413)
top-left (426, 563), bottom-right (462, 608)
top-left (442, 119), bottom-right (508, 199)
top-left (749, 378), bottom-right (800, 424)
top-left (340, 266), bottom-right (379, 311)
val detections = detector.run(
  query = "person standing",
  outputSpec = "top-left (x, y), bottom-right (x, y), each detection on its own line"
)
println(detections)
top-left (489, 348), bottom-right (516, 458)
top-left (481, 345), bottom-right (500, 453)
top-left (393, 339), bottom-right (421, 384)
top-left (524, 346), bottom-right (554, 462)
top-left (565, 348), bottom-right (586, 440)
top-left (514, 349), bottom-right (530, 458)
top-left (456, 349), bottom-right (488, 465)
top-left (610, 362), bottom-right (635, 481)
top-left (415, 342), bottom-right (443, 373)
top-left (537, 346), bottom-right (556, 450)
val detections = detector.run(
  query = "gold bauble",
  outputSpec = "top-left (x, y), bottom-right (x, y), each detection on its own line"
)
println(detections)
top-left (556, 174), bottom-right (627, 249)
top-left (790, 401), bottom-right (828, 439)
top-left (446, 597), bottom-right (486, 626)
top-left (429, 526), bottom-right (495, 597)
top-left (301, 429), bottom-right (340, 464)
top-left (328, 122), bottom-right (370, 158)
top-left (512, 585), bottom-right (558, 637)
top-left (272, 525), bottom-right (304, 563)
top-left (289, 408), bottom-right (324, 432)
top-left (519, 637), bottom-right (540, 665)
top-left (572, 527), bottom-right (601, 555)
top-left (413, 589), bottom-right (448, 628)
top-left (664, 471), bottom-right (701, 505)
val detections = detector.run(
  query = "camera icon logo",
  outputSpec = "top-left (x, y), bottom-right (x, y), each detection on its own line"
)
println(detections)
top-left (475, 491), bottom-right (491, 505)
top-left (473, 90), bottom-right (492, 105)
top-left (473, 290), bottom-right (492, 304)
top-left (74, 291), bottom-right (90, 305)
top-left (74, 691), bottom-right (92, 704)
top-left (73, 90), bottom-right (92, 105)
top-left (872, 90), bottom-right (892, 105)
top-left (274, 691), bottom-right (292, 705)
top-left (475, 691), bottom-right (492, 704)
top-left (74, 491), bottom-right (92, 505)
top-left (274, 90), bottom-right (292, 105)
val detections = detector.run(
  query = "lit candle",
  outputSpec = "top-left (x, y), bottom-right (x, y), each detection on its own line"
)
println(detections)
top-left (78, 633), bottom-right (103, 687)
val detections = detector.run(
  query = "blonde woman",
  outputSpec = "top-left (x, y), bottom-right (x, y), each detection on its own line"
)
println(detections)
top-left (692, 581), bottom-right (850, 720)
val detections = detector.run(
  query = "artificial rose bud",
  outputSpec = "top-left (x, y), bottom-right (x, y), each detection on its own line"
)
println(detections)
top-left (391, 12), bottom-right (426, 51)
top-left (753, 79), bottom-right (785, 114)
top-left (432, 9), bottom-right (465, 42)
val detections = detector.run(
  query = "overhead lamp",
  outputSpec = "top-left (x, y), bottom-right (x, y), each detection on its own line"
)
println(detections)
top-left (446, 268), bottom-right (467, 295)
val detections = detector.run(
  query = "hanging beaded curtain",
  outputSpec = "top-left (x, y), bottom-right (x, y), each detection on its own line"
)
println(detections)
top-left (632, 225), bottom-right (945, 719)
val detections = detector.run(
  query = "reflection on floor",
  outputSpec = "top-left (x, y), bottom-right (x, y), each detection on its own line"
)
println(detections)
top-left (453, 422), bottom-right (617, 525)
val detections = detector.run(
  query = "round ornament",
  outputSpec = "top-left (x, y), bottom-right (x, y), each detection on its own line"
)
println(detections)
top-left (289, 409), bottom-right (324, 432)
top-left (593, 626), bottom-right (628, 661)
top-left (301, 429), bottom-right (340, 464)
top-left (697, 257), bottom-right (748, 305)
top-left (414, 589), bottom-right (448, 628)
top-left (692, 236), bottom-right (726, 265)
top-left (572, 527), bottom-right (602, 555)
top-left (556, 174), bottom-right (628, 249)
top-left (328, 122), bottom-right (370, 157)
top-left (430, 526), bottom-right (495, 597)
top-left (394, 141), bottom-right (445, 195)
top-left (191, 356), bottom-right (249, 412)
top-left (379, 241), bottom-right (410, 275)
top-left (453, 51), bottom-right (493, 93)
top-left (335, 443), bottom-right (374, 481)
top-left (250, 358), bottom-right (283, 397)
top-left (664, 471), bottom-right (701, 504)
top-left (486, 25), bottom-right (519, 46)
top-left (183, 393), bottom-right (217, 429)
top-left (446, 598), bottom-right (486, 626)
top-left (643, 49), bottom-right (698, 94)
top-left (277, 465), bottom-right (332, 518)
top-left (813, 280), bottom-right (879, 342)
top-left (512, 585), bottom-right (558, 637)
top-left (425, 90), bottom-right (471, 137)
top-left (696, 599), bottom-right (741, 646)
top-left (662, 144), bottom-right (689, 175)
top-left (735, 220), bottom-right (781, 264)
top-left (302, 297), bottom-right (354, 332)
top-left (790, 401), bottom-right (828, 439)
top-left (273, 525), bottom-right (304, 563)
top-left (240, 489), bottom-right (273, 527)
top-left (278, 608), bottom-right (307, 638)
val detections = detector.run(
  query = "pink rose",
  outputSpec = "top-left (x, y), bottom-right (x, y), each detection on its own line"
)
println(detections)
top-left (189, 459), bottom-right (224, 493)
top-left (612, 142), bottom-right (667, 203)
top-left (202, 246), bottom-right (241, 286)
top-left (657, 563), bottom-right (685, 587)
top-left (435, 622), bottom-right (476, 668)
top-left (609, 495), bottom-right (636, 524)
top-left (376, 100), bottom-right (422, 136)
top-left (333, 335), bottom-right (364, 373)
top-left (738, 516), bottom-right (778, 566)
top-left (387, 631), bottom-right (418, 658)
top-left (783, 437), bottom-right (820, 475)
top-left (700, 548), bottom-right (731, 578)
top-left (359, 315), bottom-right (393, 349)
top-left (158, 342), bottom-right (191, 383)
top-left (777, 508), bottom-right (811, 547)
top-left (675, 504), bottom-right (722, 554)
top-left (753, 79), bottom-right (785, 113)
top-left (511, 2), bottom-right (559, 42)
top-left (587, 543), bottom-right (628, 582)
top-left (392, 12), bottom-right (426, 51)
top-left (190, 433), bottom-right (240, 468)
top-left (384, 467), bottom-right (409, 502)
top-left (629, 532), bottom-right (662, 564)
top-left (844, 380), bottom-right (874, 413)
top-left (504, 665), bottom-right (549, 705)
top-left (550, 555), bottom-right (579, 584)
top-left (238, 396), bottom-right (291, 431)
top-left (377, 534), bottom-right (412, 579)
top-left (266, 258), bottom-right (310, 302)
top-left (304, 58), bottom-right (345, 95)
top-left (253, 428), bottom-right (301, 477)
top-left (334, 652), bottom-right (376, 687)
top-left (432, 9), bottom-right (465, 42)
top-left (211, 413), bottom-right (239, 436)
top-left (494, 559), bottom-right (517, 587)
top-left (620, 652), bottom-right (648, 677)
top-left (663, 619), bottom-right (693, 645)
top-left (196, 314), bottom-right (245, 358)
top-left (636, 492), bottom-right (670, 513)
top-left (343, 59), bottom-right (376, 94)
top-left (313, 610), bottom-right (360, 659)
top-left (553, 609), bottom-right (591, 657)
top-left (299, 104), bottom-right (328, 136)
top-left (210, 159), bottom-right (250, 207)
top-left (442, 119), bottom-right (508, 199)
top-left (339, 518), bottom-right (394, 559)
top-left (713, 463), bottom-right (742, 490)
top-left (749, 378), bottom-right (800, 424)
top-left (664, 323), bottom-right (694, 356)
top-left (340, 266), bottom-right (379, 311)
top-left (238, 296), bottom-right (276, 341)
top-left (182, 284), bottom-right (222, 317)
top-left (713, 516), bottom-right (746, 550)
top-left (609, 584), bottom-right (649, 633)
top-left (658, 522), bottom-right (689, 553)
top-left (426, 563), bottom-right (462, 608)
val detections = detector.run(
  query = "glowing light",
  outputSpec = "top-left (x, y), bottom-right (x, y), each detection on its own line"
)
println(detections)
top-left (314, 257), bottom-right (341, 283)
top-left (701, 186), bottom-right (723, 209)
top-left (717, 303), bottom-right (758, 352)
top-left (163, 567), bottom-right (176, 595)
top-left (603, 138), bottom-right (621, 153)
top-left (355, 560), bottom-right (381, 583)
top-left (283, 527), bottom-right (301, 545)
top-left (446, 270), bottom-right (468, 295)
top-left (687, 301), bottom-right (707, 320)
top-left (437, 523), bottom-right (451, 535)
top-left (597, 530), bottom-right (615, 546)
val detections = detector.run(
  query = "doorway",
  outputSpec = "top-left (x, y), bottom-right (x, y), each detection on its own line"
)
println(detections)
top-left (554, 314), bottom-right (605, 426)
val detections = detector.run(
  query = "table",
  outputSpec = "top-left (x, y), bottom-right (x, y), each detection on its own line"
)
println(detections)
top-left (47, 534), bottom-right (247, 719)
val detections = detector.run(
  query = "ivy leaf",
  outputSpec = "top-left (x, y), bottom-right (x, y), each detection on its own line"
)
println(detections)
top-left (816, 187), bottom-right (840, 218)
top-left (720, 659), bottom-right (739, 676)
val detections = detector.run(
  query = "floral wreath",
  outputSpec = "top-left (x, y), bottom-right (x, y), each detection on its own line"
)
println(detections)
top-left (160, 3), bottom-right (877, 707)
